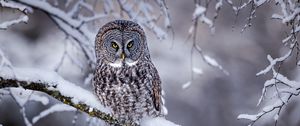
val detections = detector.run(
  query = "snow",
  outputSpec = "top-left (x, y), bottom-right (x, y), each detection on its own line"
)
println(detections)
top-left (203, 55), bottom-right (229, 75)
top-left (18, 0), bottom-right (82, 27)
top-left (116, 0), bottom-right (168, 40)
top-left (0, 65), bottom-right (179, 125)
top-left (29, 93), bottom-right (49, 105)
top-left (192, 67), bottom-right (203, 74)
top-left (182, 81), bottom-right (191, 89)
top-left (0, 89), bottom-right (9, 95)
top-left (237, 114), bottom-right (257, 121)
top-left (282, 35), bottom-right (292, 43)
top-left (32, 104), bottom-right (76, 124)
top-left (10, 88), bottom-right (31, 106)
top-left (253, 0), bottom-right (266, 6)
top-left (192, 4), bottom-right (213, 28)
top-left (0, 0), bottom-right (29, 12)
top-left (215, 0), bottom-right (223, 10)
top-left (203, 55), bottom-right (218, 67)
top-left (282, 8), bottom-right (300, 23)
top-left (271, 14), bottom-right (283, 20)
top-left (10, 88), bottom-right (49, 106)
top-left (0, 67), bottom-right (112, 114)
top-left (141, 117), bottom-right (180, 126)
top-left (0, 15), bottom-right (29, 29)
top-left (256, 50), bottom-right (291, 76)
top-left (243, 64), bottom-right (300, 124)
top-left (193, 5), bottom-right (206, 19)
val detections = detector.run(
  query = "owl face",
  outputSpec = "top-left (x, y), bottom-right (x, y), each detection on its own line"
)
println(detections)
top-left (101, 28), bottom-right (144, 67)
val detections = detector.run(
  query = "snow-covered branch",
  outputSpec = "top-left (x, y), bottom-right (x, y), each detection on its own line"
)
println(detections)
top-left (238, 68), bottom-right (300, 126)
top-left (0, 0), bottom-right (31, 29)
top-left (0, 67), bottom-right (129, 126)
top-left (238, 21), bottom-right (300, 125)
top-left (0, 67), bottom-right (180, 126)
top-left (13, 0), bottom-right (99, 69)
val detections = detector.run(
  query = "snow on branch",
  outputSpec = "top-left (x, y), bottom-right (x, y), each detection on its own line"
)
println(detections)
top-left (0, 0), bottom-right (31, 29)
top-left (185, 0), bottom-right (231, 85)
top-left (13, 0), bottom-right (99, 68)
top-left (193, 44), bottom-right (229, 75)
top-left (0, 66), bottom-right (180, 126)
top-left (238, 68), bottom-right (300, 126)
top-left (0, 46), bottom-right (179, 126)
top-left (238, 31), bottom-right (299, 125)
top-left (0, 67), bottom-right (128, 125)
top-left (32, 104), bottom-right (76, 124)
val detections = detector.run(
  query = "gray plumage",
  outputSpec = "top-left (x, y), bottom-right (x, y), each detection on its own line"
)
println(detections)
top-left (93, 20), bottom-right (163, 124)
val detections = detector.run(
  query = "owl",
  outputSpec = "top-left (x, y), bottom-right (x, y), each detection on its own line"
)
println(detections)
top-left (93, 20), bottom-right (164, 124)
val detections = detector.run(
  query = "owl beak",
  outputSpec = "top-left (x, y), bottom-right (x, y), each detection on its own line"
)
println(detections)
top-left (121, 53), bottom-right (125, 60)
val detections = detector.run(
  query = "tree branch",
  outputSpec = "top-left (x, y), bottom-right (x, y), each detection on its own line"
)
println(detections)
top-left (0, 67), bottom-right (132, 126)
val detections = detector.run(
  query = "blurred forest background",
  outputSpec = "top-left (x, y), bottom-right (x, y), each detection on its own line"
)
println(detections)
top-left (1, 0), bottom-right (300, 126)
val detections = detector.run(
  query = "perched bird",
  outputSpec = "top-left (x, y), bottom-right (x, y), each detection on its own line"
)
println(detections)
top-left (93, 20), bottom-right (164, 124)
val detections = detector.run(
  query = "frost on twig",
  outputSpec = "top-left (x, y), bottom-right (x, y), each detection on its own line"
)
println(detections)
top-left (238, 24), bottom-right (299, 126)
top-left (238, 68), bottom-right (300, 126)
top-left (32, 104), bottom-right (76, 124)
top-left (0, 0), bottom-right (31, 29)
top-left (237, 0), bottom-right (300, 125)
top-left (186, 0), bottom-right (232, 84)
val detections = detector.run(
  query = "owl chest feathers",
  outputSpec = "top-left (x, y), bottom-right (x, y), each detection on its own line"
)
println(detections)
top-left (94, 61), bottom-right (161, 123)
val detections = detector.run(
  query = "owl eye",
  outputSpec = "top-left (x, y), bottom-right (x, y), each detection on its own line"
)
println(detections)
top-left (111, 42), bottom-right (119, 49)
top-left (127, 41), bottom-right (133, 48)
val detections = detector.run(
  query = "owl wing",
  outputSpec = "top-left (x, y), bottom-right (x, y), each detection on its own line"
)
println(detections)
top-left (151, 66), bottom-right (162, 112)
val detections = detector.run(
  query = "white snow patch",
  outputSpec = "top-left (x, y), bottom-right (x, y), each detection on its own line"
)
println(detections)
top-left (141, 117), bottom-right (180, 126)
top-left (203, 55), bottom-right (229, 75)
top-left (215, 0), bottom-right (223, 10)
top-left (0, 67), bottom-right (112, 114)
top-left (0, 89), bottom-right (9, 95)
top-left (10, 88), bottom-right (32, 106)
top-left (256, 52), bottom-right (291, 76)
top-left (192, 67), bottom-right (203, 74)
top-left (254, 0), bottom-right (266, 6)
top-left (237, 114), bottom-right (257, 121)
top-left (193, 5), bottom-right (206, 19)
top-left (32, 104), bottom-right (76, 124)
top-left (192, 4), bottom-right (213, 28)
top-left (29, 94), bottom-right (49, 105)
top-left (0, 15), bottom-right (29, 29)
top-left (0, 0), bottom-right (29, 12)
top-left (182, 81), bottom-right (191, 89)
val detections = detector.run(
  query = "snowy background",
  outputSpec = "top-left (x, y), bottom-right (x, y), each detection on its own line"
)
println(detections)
top-left (1, 0), bottom-right (300, 126)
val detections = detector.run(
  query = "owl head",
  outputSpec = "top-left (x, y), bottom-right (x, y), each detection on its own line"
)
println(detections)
top-left (95, 20), bottom-right (149, 67)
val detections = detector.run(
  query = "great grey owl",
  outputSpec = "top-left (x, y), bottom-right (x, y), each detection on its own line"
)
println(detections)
top-left (93, 20), bottom-right (164, 124)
